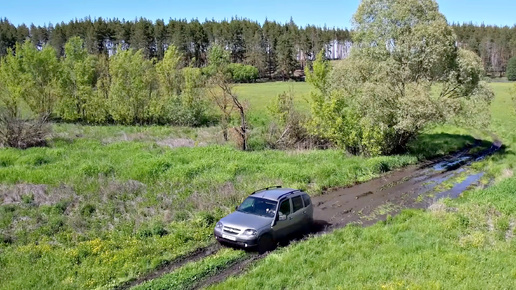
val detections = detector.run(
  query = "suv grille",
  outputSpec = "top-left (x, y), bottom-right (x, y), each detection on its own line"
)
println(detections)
top-left (223, 226), bottom-right (241, 235)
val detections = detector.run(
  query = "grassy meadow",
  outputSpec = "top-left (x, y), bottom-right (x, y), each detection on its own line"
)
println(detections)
top-left (208, 82), bottom-right (516, 289)
top-left (0, 81), bottom-right (511, 289)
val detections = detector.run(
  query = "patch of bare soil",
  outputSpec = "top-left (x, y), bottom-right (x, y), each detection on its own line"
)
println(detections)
top-left (157, 138), bottom-right (208, 148)
top-left (312, 138), bottom-right (501, 229)
top-left (0, 184), bottom-right (77, 206)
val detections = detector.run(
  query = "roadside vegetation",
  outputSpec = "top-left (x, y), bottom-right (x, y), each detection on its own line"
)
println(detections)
top-left (210, 86), bottom-right (516, 289)
top-left (0, 79), bottom-right (487, 289)
top-left (0, 0), bottom-right (514, 289)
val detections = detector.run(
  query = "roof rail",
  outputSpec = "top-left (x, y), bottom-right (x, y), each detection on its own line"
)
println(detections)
top-left (278, 189), bottom-right (301, 200)
top-left (251, 185), bottom-right (282, 195)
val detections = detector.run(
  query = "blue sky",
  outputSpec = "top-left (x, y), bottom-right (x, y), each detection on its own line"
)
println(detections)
top-left (2, 0), bottom-right (515, 28)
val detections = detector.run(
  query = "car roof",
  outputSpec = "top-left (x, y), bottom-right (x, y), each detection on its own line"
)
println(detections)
top-left (251, 188), bottom-right (302, 201)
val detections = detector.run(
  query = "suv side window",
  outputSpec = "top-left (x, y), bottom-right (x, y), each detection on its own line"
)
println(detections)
top-left (279, 199), bottom-right (291, 216)
top-left (292, 196), bottom-right (304, 213)
top-left (302, 194), bottom-right (311, 207)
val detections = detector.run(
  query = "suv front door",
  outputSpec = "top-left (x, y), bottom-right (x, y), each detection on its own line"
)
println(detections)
top-left (273, 198), bottom-right (292, 239)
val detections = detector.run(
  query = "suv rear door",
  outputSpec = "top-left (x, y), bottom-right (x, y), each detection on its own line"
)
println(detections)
top-left (302, 193), bottom-right (313, 222)
top-left (289, 195), bottom-right (306, 232)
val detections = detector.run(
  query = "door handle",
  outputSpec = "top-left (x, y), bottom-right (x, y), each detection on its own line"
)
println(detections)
top-left (289, 216), bottom-right (293, 220)
top-left (303, 211), bottom-right (306, 214)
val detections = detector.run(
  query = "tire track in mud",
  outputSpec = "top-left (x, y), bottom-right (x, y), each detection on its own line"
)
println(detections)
top-left (127, 136), bottom-right (503, 289)
top-left (313, 137), bottom-right (502, 229)
top-left (192, 253), bottom-right (264, 289)
top-left (116, 244), bottom-right (221, 289)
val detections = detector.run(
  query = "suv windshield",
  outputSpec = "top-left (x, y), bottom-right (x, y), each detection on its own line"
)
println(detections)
top-left (237, 196), bottom-right (277, 218)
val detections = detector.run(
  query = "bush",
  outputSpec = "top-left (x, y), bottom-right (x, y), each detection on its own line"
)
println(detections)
top-left (0, 113), bottom-right (50, 149)
top-left (507, 56), bottom-right (516, 81)
top-left (229, 63), bottom-right (259, 83)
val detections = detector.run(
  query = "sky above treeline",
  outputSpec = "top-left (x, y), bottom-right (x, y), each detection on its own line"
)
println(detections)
top-left (2, 0), bottom-right (515, 28)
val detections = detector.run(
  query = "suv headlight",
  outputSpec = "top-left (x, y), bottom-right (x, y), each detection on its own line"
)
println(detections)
top-left (215, 222), bottom-right (223, 229)
top-left (243, 229), bottom-right (258, 236)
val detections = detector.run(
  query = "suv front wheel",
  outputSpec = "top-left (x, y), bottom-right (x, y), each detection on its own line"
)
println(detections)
top-left (257, 234), bottom-right (275, 254)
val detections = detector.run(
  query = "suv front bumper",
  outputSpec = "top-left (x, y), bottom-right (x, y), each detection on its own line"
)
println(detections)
top-left (214, 229), bottom-right (259, 248)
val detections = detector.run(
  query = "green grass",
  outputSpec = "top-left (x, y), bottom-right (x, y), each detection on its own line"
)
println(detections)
top-left (235, 81), bottom-right (311, 113)
top-left (0, 82), bottom-right (508, 289)
top-left (0, 134), bottom-right (423, 289)
top-left (481, 83), bottom-right (516, 181)
top-left (209, 82), bottom-right (516, 289)
top-left (235, 81), bottom-right (311, 126)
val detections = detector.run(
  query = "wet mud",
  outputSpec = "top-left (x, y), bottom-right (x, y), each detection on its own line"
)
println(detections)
top-left (312, 138), bottom-right (502, 229)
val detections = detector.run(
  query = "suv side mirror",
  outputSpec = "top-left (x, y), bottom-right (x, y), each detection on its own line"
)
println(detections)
top-left (235, 205), bottom-right (238, 211)
top-left (278, 214), bottom-right (287, 221)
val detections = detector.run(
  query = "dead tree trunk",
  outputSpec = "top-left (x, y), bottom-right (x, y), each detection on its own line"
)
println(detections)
top-left (222, 82), bottom-right (247, 151)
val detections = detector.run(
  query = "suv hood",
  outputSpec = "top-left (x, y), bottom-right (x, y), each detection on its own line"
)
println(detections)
top-left (220, 211), bottom-right (273, 230)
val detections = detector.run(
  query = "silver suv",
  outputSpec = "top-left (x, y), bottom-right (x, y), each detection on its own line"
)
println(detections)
top-left (214, 186), bottom-right (313, 253)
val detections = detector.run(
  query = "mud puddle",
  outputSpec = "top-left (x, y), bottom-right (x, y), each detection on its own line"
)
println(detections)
top-left (312, 138), bottom-right (502, 229)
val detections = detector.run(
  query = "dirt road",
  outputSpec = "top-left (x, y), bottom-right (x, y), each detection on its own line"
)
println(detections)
top-left (312, 138), bottom-right (501, 229)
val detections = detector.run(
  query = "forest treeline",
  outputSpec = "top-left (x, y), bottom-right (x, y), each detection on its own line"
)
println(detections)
top-left (1, 18), bottom-right (515, 77)
top-left (453, 23), bottom-right (516, 76)
top-left (0, 17), bottom-right (351, 79)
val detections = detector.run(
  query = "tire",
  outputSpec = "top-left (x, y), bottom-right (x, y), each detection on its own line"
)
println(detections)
top-left (257, 234), bottom-right (274, 254)
top-left (302, 218), bottom-right (314, 235)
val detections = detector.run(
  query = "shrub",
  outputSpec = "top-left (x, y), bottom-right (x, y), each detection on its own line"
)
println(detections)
top-left (507, 56), bottom-right (516, 81)
top-left (229, 63), bottom-right (259, 83)
top-left (266, 90), bottom-right (313, 149)
top-left (0, 113), bottom-right (50, 149)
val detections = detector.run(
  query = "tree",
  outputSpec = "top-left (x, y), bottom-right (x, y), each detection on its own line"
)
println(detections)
top-left (0, 43), bottom-right (52, 149)
top-left (108, 48), bottom-right (158, 124)
top-left (276, 34), bottom-right (297, 80)
top-left (179, 67), bottom-right (207, 125)
top-left (0, 47), bottom-right (23, 118)
top-left (156, 45), bottom-right (183, 98)
top-left (507, 56), bottom-right (516, 81)
top-left (9, 41), bottom-right (61, 116)
top-left (307, 0), bottom-right (493, 155)
top-left (206, 45), bottom-right (248, 150)
top-left (131, 18), bottom-right (154, 58)
top-left (58, 37), bottom-right (97, 121)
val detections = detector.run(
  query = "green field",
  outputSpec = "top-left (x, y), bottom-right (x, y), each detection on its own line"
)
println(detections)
top-left (209, 82), bottom-right (516, 289)
top-left (0, 82), bottom-right (513, 289)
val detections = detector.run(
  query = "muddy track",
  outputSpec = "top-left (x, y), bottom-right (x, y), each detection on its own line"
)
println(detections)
top-left (116, 244), bottom-right (221, 289)
top-left (126, 137), bottom-right (503, 289)
top-left (193, 253), bottom-right (264, 289)
top-left (313, 137), bottom-right (502, 229)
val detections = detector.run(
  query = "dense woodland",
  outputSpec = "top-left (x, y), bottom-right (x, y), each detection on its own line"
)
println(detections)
top-left (1, 18), bottom-right (515, 77)
top-left (0, 17), bottom-right (351, 79)
top-left (453, 23), bottom-right (516, 76)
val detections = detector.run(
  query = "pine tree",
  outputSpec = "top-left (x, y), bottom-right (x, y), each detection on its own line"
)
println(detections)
top-left (507, 56), bottom-right (516, 81)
